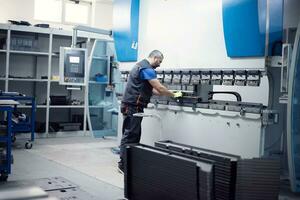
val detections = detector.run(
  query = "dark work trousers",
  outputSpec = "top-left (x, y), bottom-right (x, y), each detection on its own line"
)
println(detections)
top-left (119, 104), bottom-right (144, 168)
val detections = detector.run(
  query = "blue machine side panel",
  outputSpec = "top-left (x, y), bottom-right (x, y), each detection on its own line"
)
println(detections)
top-left (222, 0), bottom-right (283, 57)
top-left (222, 0), bottom-right (265, 57)
top-left (113, 0), bottom-right (139, 62)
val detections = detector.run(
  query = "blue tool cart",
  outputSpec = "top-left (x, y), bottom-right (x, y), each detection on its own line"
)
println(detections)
top-left (0, 92), bottom-right (36, 149)
top-left (0, 100), bottom-right (18, 181)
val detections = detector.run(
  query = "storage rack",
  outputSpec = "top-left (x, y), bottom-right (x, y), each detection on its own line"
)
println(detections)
top-left (0, 23), bottom-right (112, 135)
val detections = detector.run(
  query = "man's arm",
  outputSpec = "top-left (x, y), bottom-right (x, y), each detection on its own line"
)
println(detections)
top-left (152, 88), bottom-right (160, 95)
top-left (149, 79), bottom-right (174, 97)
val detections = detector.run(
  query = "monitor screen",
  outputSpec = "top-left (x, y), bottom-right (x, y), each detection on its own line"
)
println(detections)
top-left (69, 56), bottom-right (80, 64)
top-left (64, 51), bottom-right (85, 78)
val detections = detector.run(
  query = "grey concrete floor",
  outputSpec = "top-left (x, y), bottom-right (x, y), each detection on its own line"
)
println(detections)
top-left (4, 136), bottom-right (124, 200)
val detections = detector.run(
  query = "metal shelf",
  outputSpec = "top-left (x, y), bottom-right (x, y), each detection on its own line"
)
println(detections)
top-left (89, 104), bottom-right (113, 108)
top-left (89, 81), bottom-right (108, 84)
top-left (18, 105), bottom-right (46, 108)
top-left (92, 56), bottom-right (108, 60)
top-left (10, 50), bottom-right (49, 56)
top-left (8, 78), bottom-right (48, 82)
top-left (49, 105), bottom-right (85, 108)
top-left (51, 53), bottom-right (59, 57)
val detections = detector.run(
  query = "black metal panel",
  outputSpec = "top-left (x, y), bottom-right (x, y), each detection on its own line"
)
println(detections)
top-left (124, 144), bottom-right (214, 200)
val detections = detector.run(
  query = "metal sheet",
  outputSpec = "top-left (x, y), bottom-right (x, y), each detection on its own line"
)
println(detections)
top-left (0, 186), bottom-right (48, 200)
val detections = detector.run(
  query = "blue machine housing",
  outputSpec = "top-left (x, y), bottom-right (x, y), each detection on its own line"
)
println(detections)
top-left (113, 0), bottom-right (140, 62)
top-left (222, 0), bottom-right (283, 57)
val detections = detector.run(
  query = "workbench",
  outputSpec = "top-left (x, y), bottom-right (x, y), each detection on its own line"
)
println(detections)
top-left (0, 95), bottom-right (36, 149)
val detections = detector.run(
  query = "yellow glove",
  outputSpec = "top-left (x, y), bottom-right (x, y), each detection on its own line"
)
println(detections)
top-left (173, 91), bottom-right (183, 98)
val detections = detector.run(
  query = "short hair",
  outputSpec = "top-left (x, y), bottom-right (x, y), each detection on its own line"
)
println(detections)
top-left (148, 50), bottom-right (164, 59)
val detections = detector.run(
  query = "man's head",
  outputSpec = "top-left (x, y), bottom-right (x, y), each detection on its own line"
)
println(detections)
top-left (147, 50), bottom-right (164, 69)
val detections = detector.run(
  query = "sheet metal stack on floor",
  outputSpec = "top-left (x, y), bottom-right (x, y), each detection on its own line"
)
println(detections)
top-left (125, 141), bottom-right (281, 200)
top-left (124, 144), bottom-right (214, 200)
top-left (155, 140), bottom-right (239, 200)
top-left (235, 158), bottom-right (280, 200)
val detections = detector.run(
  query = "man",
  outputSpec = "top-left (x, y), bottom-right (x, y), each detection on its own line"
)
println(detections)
top-left (118, 50), bottom-right (182, 173)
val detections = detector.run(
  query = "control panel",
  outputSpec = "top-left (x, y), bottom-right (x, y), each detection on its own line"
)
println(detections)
top-left (59, 47), bottom-right (87, 86)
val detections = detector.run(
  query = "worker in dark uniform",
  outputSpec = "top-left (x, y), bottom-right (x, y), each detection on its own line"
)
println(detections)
top-left (118, 50), bottom-right (182, 173)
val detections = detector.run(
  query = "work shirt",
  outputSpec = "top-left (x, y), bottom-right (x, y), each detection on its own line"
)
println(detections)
top-left (122, 59), bottom-right (156, 107)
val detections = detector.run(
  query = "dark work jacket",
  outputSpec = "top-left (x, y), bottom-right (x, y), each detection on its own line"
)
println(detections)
top-left (122, 59), bottom-right (155, 108)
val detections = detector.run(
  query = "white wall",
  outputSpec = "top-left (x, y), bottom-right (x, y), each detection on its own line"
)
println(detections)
top-left (92, 1), bottom-right (113, 30)
top-left (0, 0), bottom-right (113, 30)
top-left (0, 0), bottom-right (35, 24)
top-left (120, 0), bottom-right (265, 71)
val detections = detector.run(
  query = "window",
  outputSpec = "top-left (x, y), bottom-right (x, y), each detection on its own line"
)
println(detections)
top-left (34, 0), bottom-right (91, 25)
top-left (34, 0), bottom-right (62, 23)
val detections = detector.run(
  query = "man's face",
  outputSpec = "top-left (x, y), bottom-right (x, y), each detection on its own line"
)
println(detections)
top-left (152, 57), bottom-right (163, 69)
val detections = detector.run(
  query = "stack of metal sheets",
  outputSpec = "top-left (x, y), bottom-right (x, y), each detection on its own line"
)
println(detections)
top-left (124, 144), bottom-right (214, 200)
top-left (155, 140), bottom-right (239, 200)
top-left (235, 158), bottom-right (280, 200)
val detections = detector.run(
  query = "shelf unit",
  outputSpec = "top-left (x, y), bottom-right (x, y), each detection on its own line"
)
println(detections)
top-left (0, 23), bottom-right (113, 135)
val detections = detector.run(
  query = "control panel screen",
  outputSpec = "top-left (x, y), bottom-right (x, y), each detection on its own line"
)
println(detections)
top-left (60, 47), bottom-right (87, 85)
top-left (69, 56), bottom-right (80, 64)
top-left (64, 50), bottom-right (85, 78)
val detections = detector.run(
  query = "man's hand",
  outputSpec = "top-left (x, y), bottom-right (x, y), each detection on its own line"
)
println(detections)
top-left (173, 91), bottom-right (183, 98)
